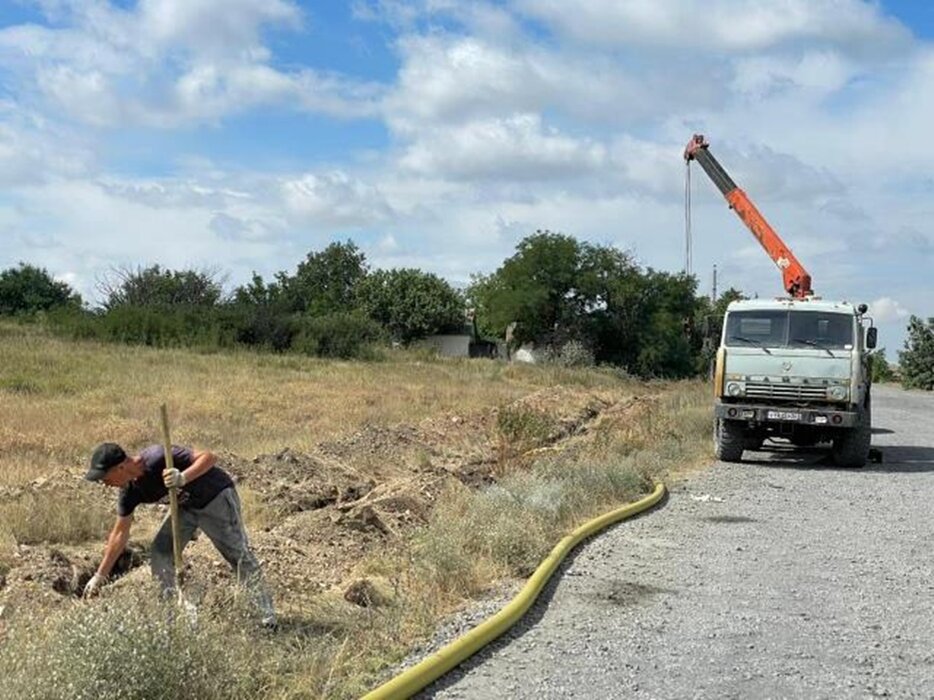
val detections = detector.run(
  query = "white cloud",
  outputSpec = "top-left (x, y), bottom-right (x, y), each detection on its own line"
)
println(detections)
top-left (514, 0), bottom-right (909, 52)
top-left (385, 33), bottom-right (666, 132)
top-left (0, 23), bottom-right (128, 73)
top-left (869, 297), bottom-right (910, 323)
top-left (0, 0), bottom-right (379, 127)
top-left (374, 233), bottom-right (399, 254)
top-left (0, 176), bottom-right (293, 304)
top-left (138, 0), bottom-right (301, 59)
top-left (0, 112), bottom-right (93, 185)
top-left (209, 212), bottom-right (277, 243)
top-left (399, 113), bottom-right (606, 180)
top-left (731, 50), bottom-right (857, 98)
top-left (99, 179), bottom-right (250, 209)
top-left (386, 35), bottom-right (558, 130)
top-left (280, 171), bottom-right (396, 227)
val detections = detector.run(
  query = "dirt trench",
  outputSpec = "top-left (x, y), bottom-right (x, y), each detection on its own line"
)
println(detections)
top-left (0, 387), bottom-right (647, 615)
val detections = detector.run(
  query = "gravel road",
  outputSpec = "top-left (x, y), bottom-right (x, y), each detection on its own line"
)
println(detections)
top-left (423, 385), bottom-right (934, 699)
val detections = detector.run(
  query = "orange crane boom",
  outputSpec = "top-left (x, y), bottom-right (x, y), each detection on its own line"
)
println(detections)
top-left (684, 134), bottom-right (813, 299)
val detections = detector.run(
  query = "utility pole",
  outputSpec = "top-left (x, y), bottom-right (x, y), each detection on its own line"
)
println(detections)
top-left (712, 264), bottom-right (718, 302)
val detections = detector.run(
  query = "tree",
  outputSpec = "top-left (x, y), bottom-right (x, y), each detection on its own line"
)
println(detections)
top-left (356, 268), bottom-right (464, 343)
top-left (469, 231), bottom-right (612, 349)
top-left (713, 287), bottom-right (746, 319)
top-left (604, 269), bottom-right (698, 376)
top-left (693, 287), bottom-right (747, 375)
top-left (871, 348), bottom-right (896, 383)
top-left (469, 231), bottom-right (703, 376)
top-left (898, 316), bottom-right (934, 390)
top-left (0, 262), bottom-right (82, 315)
top-left (232, 273), bottom-right (281, 307)
top-left (100, 265), bottom-right (223, 309)
top-left (278, 241), bottom-right (367, 315)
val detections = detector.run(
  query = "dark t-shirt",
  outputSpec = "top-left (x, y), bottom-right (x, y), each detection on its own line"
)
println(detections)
top-left (116, 445), bottom-right (233, 517)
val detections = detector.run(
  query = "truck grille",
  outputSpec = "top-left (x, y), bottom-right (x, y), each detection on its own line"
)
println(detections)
top-left (745, 381), bottom-right (827, 401)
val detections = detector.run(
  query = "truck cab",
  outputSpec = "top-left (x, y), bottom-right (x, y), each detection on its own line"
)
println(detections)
top-left (714, 297), bottom-right (877, 467)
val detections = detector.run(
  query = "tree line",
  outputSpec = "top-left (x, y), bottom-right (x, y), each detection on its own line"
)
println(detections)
top-left (1, 231), bottom-right (931, 384)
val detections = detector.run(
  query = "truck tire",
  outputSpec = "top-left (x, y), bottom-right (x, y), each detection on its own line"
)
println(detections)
top-left (832, 398), bottom-right (871, 468)
top-left (714, 418), bottom-right (745, 462)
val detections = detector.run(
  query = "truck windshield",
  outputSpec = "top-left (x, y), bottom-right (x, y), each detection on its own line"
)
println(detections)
top-left (725, 311), bottom-right (853, 350)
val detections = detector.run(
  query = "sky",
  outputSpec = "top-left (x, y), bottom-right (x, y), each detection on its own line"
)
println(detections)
top-left (1, 0), bottom-right (931, 353)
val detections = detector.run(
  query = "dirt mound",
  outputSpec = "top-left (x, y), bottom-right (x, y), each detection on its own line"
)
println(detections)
top-left (0, 542), bottom-right (147, 615)
top-left (225, 448), bottom-right (374, 515)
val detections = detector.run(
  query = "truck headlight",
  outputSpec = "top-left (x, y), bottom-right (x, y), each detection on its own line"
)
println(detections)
top-left (828, 385), bottom-right (847, 401)
top-left (727, 382), bottom-right (744, 397)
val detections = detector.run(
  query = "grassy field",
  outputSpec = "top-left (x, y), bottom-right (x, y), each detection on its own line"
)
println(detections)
top-left (0, 321), bottom-right (631, 487)
top-left (0, 320), bottom-right (712, 698)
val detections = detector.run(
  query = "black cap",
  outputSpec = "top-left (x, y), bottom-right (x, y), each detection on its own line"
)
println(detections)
top-left (86, 443), bottom-right (128, 482)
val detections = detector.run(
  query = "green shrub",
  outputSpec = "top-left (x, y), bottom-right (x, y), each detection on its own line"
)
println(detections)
top-left (45, 306), bottom-right (238, 349)
top-left (0, 263), bottom-right (82, 315)
top-left (292, 312), bottom-right (384, 359)
top-left (223, 305), bottom-right (297, 351)
top-left (43, 305), bottom-right (389, 360)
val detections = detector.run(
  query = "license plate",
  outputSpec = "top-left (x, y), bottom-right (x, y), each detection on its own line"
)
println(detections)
top-left (767, 410), bottom-right (802, 421)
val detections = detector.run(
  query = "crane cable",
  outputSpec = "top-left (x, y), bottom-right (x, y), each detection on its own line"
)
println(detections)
top-left (684, 158), bottom-right (693, 276)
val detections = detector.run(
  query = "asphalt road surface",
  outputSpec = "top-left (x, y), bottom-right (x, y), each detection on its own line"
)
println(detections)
top-left (425, 384), bottom-right (934, 699)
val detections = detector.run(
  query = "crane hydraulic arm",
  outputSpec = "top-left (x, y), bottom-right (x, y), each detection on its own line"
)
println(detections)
top-left (684, 134), bottom-right (813, 299)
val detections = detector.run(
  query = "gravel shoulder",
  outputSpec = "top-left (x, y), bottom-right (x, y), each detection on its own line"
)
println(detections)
top-left (423, 384), bottom-right (934, 698)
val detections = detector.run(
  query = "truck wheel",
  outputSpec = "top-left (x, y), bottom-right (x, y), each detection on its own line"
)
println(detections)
top-left (832, 399), bottom-right (871, 468)
top-left (714, 419), bottom-right (745, 462)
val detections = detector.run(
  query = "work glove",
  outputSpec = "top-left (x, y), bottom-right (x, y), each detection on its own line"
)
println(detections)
top-left (83, 573), bottom-right (107, 598)
top-left (163, 468), bottom-right (186, 489)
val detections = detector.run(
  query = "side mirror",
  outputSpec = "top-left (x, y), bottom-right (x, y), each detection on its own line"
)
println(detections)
top-left (866, 326), bottom-right (878, 349)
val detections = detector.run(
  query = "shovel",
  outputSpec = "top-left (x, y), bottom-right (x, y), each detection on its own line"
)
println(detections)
top-left (159, 404), bottom-right (185, 603)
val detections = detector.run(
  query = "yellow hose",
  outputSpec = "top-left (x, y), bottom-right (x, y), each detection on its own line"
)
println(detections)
top-left (361, 482), bottom-right (667, 700)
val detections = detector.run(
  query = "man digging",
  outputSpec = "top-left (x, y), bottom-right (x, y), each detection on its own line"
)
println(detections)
top-left (83, 442), bottom-right (276, 628)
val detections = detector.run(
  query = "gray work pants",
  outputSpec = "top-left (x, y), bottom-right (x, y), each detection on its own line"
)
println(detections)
top-left (150, 487), bottom-right (275, 622)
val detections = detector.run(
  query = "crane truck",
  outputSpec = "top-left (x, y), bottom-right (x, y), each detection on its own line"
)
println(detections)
top-left (684, 135), bottom-right (877, 468)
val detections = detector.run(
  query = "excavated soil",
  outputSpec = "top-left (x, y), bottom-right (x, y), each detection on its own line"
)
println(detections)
top-left (0, 386), bottom-right (650, 622)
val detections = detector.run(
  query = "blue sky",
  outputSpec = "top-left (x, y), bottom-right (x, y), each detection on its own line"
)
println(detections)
top-left (0, 1), bottom-right (931, 353)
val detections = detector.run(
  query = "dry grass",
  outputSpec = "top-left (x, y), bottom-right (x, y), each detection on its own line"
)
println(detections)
top-left (0, 490), bottom-right (112, 545)
top-left (296, 381), bottom-right (712, 697)
top-left (0, 527), bottom-right (15, 578)
top-left (0, 320), bottom-right (714, 698)
top-left (0, 321), bottom-right (634, 490)
top-left (409, 382), bottom-right (712, 601)
top-left (494, 403), bottom-right (558, 468)
top-left (237, 486), bottom-right (289, 533)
